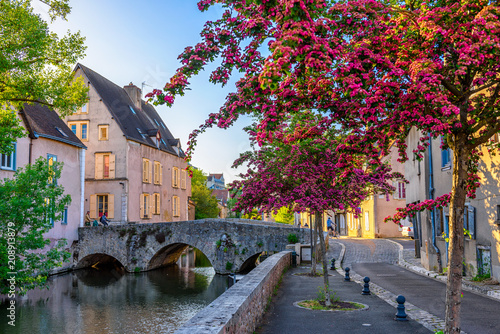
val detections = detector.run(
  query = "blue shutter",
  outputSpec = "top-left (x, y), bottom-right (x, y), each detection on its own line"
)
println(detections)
top-left (441, 148), bottom-right (449, 167)
top-left (468, 205), bottom-right (476, 239)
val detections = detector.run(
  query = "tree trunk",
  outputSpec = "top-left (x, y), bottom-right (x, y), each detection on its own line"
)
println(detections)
top-left (311, 213), bottom-right (317, 276)
top-left (444, 136), bottom-right (469, 334)
top-left (316, 211), bottom-right (331, 306)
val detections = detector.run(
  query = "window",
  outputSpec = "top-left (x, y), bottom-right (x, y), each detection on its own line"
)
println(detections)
top-left (98, 125), bottom-right (109, 141)
top-left (95, 153), bottom-right (115, 179)
top-left (61, 207), bottom-right (68, 225)
top-left (172, 195), bottom-right (180, 217)
top-left (393, 181), bottom-right (406, 199)
top-left (47, 154), bottom-right (57, 185)
top-left (436, 207), bottom-right (445, 235)
top-left (441, 137), bottom-right (451, 168)
top-left (181, 169), bottom-right (187, 189)
top-left (143, 158), bottom-right (152, 183)
top-left (89, 194), bottom-right (115, 219)
top-left (140, 193), bottom-right (150, 218)
top-left (153, 193), bottom-right (161, 215)
top-left (364, 212), bottom-right (370, 231)
top-left (172, 167), bottom-right (180, 188)
top-left (68, 121), bottom-right (89, 141)
top-left (464, 205), bottom-right (476, 239)
top-left (73, 102), bottom-right (88, 114)
top-left (1, 144), bottom-right (15, 171)
top-left (154, 161), bottom-right (162, 185)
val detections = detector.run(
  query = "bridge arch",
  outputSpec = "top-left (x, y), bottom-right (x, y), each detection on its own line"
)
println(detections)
top-left (76, 219), bottom-right (307, 274)
top-left (76, 252), bottom-right (126, 271)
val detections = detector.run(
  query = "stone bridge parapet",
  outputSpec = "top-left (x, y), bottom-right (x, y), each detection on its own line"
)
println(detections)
top-left (75, 218), bottom-right (308, 274)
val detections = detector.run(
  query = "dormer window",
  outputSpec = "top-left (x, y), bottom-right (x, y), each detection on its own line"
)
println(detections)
top-left (55, 127), bottom-right (68, 137)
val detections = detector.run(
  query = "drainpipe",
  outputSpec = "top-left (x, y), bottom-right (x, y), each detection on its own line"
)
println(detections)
top-left (79, 148), bottom-right (85, 228)
top-left (428, 137), bottom-right (443, 272)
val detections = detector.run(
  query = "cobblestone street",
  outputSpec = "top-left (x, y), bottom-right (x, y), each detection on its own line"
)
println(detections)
top-left (333, 237), bottom-right (400, 267)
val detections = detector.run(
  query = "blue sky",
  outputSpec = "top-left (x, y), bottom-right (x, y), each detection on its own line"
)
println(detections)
top-left (34, 0), bottom-right (252, 183)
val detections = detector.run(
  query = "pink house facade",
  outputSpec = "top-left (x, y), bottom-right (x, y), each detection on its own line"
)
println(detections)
top-left (0, 103), bottom-right (86, 245)
top-left (65, 64), bottom-right (191, 224)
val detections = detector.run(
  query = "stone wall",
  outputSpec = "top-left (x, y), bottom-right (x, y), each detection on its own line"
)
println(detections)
top-left (175, 251), bottom-right (291, 334)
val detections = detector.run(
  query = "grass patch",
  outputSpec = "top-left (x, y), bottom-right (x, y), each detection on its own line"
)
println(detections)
top-left (298, 299), bottom-right (365, 311)
top-left (472, 272), bottom-right (491, 282)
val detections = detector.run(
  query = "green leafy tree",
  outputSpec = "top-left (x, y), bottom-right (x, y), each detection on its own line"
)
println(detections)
top-left (0, 157), bottom-right (71, 295)
top-left (191, 168), bottom-right (220, 219)
top-left (272, 207), bottom-right (294, 225)
top-left (226, 188), bottom-right (242, 218)
top-left (0, 0), bottom-right (87, 153)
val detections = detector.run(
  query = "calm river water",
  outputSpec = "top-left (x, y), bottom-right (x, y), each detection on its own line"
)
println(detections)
top-left (0, 249), bottom-right (229, 334)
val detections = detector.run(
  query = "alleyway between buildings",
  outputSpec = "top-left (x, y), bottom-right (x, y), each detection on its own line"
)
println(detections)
top-left (256, 237), bottom-right (500, 334)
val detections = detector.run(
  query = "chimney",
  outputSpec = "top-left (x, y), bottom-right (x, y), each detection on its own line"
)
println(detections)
top-left (123, 82), bottom-right (142, 110)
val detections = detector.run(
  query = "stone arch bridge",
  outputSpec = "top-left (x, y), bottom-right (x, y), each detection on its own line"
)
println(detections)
top-left (75, 218), bottom-right (308, 274)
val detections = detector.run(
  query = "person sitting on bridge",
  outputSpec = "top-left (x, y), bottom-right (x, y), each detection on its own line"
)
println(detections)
top-left (100, 212), bottom-right (110, 227)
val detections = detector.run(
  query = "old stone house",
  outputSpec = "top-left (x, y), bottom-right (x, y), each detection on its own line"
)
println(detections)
top-left (405, 128), bottom-right (500, 281)
top-left (65, 64), bottom-right (191, 224)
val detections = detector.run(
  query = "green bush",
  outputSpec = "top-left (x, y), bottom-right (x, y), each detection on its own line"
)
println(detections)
top-left (287, 233), bottom-right (299, 244)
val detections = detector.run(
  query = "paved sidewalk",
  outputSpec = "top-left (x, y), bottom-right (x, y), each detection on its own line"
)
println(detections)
top-left (391, 239), bottom-right (500, 300)
top-left (255, 264), bottom-right (431, 333)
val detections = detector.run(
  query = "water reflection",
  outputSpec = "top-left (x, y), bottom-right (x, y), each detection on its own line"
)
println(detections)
top-left (0, 248), bottom-right (228, 334)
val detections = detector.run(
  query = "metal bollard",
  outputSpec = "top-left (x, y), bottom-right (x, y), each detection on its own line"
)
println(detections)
top-left (330, 258), bottom-right (336, 270)
top-left (292, 251), bottom-right (297, 267)
top-left (395, 295), bottom-right (409, 321)
top-left (344, 267), bottom-right (351, 281)
top-left (361, 276), bottom-right (371, 295)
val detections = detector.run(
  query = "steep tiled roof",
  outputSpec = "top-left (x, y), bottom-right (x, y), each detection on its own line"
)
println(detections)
top-left (76, 63), bottom-right (184, 157)
top-left (20, 103), bottom-right (86, 149)
top-left (212, 189), bottom-right (229, 205)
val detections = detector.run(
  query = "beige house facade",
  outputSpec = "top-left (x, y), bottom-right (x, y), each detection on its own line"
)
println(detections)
top-left (405, 127), bottom-right (500, 281)
top-left (66, 64), bottom-right (191, 224)
top-left (0, 103), bottom-right (86, 245)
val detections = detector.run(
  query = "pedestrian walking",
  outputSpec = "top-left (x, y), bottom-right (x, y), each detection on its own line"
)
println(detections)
top-left (327, 217), bottom-right (334, 236)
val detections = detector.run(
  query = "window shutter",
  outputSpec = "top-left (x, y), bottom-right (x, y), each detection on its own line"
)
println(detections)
top-left (150, 195), bottom-right (155, 216)
top-left (178, 197), bottom-right (181, 216)
top-left (172, 168), bottom-right (176, 187)
top-left (156, 194), bottom-right (160, 214)
top-left (95, 154), bottom-right (103, 179)
top-left (159, 164), bottom-right (163, 185)
top-left (181, 170), bottom-right (186, 189)
top-left (172, 196), bottom-right (175, 216)
top-left (148, 161), bottom-right (152, 184)
top-left (108, 194), bottom-right (114, 219)
top-left (90, 194), bottom-right (97, 218)
top-left (109, 154), bottom-right (115, 179)
top-left (468, 205), bottom-right (476, 239)
top-left (140, 194), bottom-right (144, 218)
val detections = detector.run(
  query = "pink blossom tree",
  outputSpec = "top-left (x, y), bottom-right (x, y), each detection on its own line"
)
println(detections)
top-left (149, 1), bottom-right (500, 332)
top-left (230, 112), bottom-right (395, 305)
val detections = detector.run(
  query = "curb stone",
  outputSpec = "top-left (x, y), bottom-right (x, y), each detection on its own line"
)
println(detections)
top-left (331, 240), bottom-right (466, 334)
